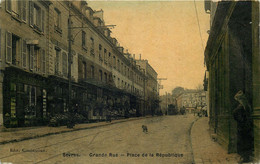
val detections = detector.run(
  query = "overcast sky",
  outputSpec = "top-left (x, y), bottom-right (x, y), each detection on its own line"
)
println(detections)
top-left (88, 0), bottom-right (210, 95)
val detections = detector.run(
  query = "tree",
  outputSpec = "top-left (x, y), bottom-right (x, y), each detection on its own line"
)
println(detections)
top-left (171, 87), bottom-right (185, 97)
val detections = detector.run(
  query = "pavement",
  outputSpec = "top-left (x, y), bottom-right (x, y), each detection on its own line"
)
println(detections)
top-left (0, 115), bottom-right (241, 163)
top-left (191, 116), bottom-right (240, 164)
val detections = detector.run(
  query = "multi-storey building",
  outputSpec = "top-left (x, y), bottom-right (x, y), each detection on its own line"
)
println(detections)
top-left (0, 0), bottom-right (50, 127)
top-left (136, 59), bottom-right (159, 116)
top-left (0, 0), bottom-right (157, 127)
top-left (175, 90), bottom-right (206, 113)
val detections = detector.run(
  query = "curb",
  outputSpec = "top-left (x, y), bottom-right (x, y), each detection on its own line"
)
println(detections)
top-left (0, 116), bottom-right (153, 145)
top-left (188, 116), bottom-right (200, 164)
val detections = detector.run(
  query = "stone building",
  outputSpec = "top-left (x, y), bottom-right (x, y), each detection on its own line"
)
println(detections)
top-left (176, 90), bottom-right (206, 113)
top-left (0, 0), bottom-right (50, 127)
top-left (0, 0), bottom-right (157, 127)
top-left (136, 59), bottom-right (159, 116)
top-left (204, 0), bottom-right (260, 161)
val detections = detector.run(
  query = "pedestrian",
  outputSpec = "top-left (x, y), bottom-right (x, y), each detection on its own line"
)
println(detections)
top-left (233, 90), bottom-right (253, 163)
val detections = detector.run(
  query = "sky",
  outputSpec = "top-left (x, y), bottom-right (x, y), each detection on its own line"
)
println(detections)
top-left (88, 0), bottom-right (210, 95)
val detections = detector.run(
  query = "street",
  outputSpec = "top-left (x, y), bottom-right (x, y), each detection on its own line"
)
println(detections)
top-left (0, 115), bottom-right (196, 164)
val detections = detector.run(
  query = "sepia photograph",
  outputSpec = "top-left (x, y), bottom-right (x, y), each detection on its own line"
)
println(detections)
top-left (0, 0), bottom-right (259, 163)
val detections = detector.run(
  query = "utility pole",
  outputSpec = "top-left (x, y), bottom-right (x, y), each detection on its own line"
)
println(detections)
top-left (166, 92), bottom-right (168, 115)
top-left (67, 2), bottom-right (73, 128)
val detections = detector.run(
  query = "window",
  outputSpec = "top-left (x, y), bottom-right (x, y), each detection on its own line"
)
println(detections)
top-left (5, 32), bottom-right (21, 65)
top-left (108, 52), bottom-right (111, 66)
top-left (99, 44), bottom-right (102, 61)
top-left (117, 59), bottom-right (120, 71)
top-left (55, 48), bottom-right (61, 75)
top-left (29, 1), bottom-right (45, 32)
top-left (104, 49), bottom-right (107, 64)
top-left (104, 72), bottom-right (107, 83)
top-left (90, 37), bottom-right (94, 56)
top-left (54, 8), bottom-right (61, 28)
top-left (82, 31), bottom-right (87, 50)
top-left (34, 46), bottom-right (40, 72)
top-left (62, 52), bottom-right (67, 76)
top-left (90, 65), bottom-right (94, 78)
top-left (6, 0), bottom-right (26, 21)
top-left (83, 62), bottom-right (87, 79)
top-left (113, 56), bottom-right (116, 68)
top-left (99, 70), bottom-right (102, 81)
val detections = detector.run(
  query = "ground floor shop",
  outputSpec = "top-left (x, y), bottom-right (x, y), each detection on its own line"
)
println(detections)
top-left (0, 69), bottom-right (144, 127)
top-left (3, 67), bottom-right (48, 127)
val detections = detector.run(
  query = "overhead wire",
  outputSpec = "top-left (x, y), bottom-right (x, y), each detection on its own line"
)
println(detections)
top-left (193, 0), bottom-right (206, 66)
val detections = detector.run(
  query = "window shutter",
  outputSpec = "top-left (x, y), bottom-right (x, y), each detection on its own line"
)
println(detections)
top-left (6, 0), bottom-right (11, 13)
top-left (22, 40), bottom-right (27, 68)
top-left (0, 28), bottom-right (1, 59)
top-left (30, 45), bottom-right (34, 70)
top-left (18, 1), bottom-right (22, 19)
top-left (42, 49), bottom-right (46, 73)
top-left (42, 10), bottom-right (45, 32)
top-left (37, 49), bottom-right (41, 72)
top-left (62, 52), bottom-right (67, 76)
top-left (5, 31), bottom-right (12, 63)
top-left (29, 1), bottom-right (34, 26)
top-left (22, 1), bottom-right (27, 21)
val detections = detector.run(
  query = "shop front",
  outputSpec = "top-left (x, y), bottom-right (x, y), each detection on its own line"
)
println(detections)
top-left (3, 67), bottom-right (48, 127)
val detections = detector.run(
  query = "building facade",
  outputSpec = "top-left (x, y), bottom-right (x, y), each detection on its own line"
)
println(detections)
top-left (176, 90), bottom-right (206, 113)
top-left (0, 0), bottom-right (158, 127)
top-left (136, 59), bottom-right (159, 116)
top-left (205, 0), bottom-right (260, 161)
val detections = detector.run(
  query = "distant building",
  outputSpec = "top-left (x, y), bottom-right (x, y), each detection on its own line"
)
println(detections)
top-left (176, 90), bottom-right (206, 113)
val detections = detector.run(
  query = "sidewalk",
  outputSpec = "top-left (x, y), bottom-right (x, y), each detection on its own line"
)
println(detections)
top-left (0, 117), bottom-right (145, 145)
top-left (191, 117), bottom-right (240, 164)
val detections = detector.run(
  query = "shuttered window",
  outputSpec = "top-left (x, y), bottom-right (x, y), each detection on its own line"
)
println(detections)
top-left (5, 31), bottom-right (12, 63)
top-left (29, 1), bottom-right (44, 33)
